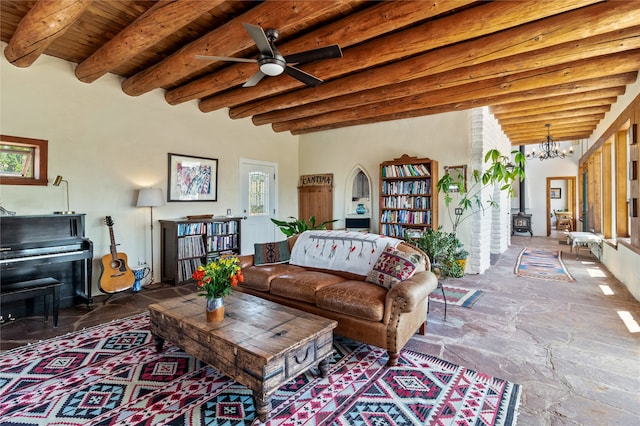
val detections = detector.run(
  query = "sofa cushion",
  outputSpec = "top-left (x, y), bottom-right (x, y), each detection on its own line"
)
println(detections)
top-left (365, 245), bottom-right (423, 289)
top-left (316, 280), bottom-right (387, 322)
top-left (254, 240), bottom-right (291, 265)
top-left (240, 264), bottom-right (305, 291)
top-left (270, 271), bottom-right (346, 304)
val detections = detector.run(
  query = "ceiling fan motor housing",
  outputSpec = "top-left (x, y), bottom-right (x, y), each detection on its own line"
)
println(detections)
top-left (258, 52), bottom-right (285, 76)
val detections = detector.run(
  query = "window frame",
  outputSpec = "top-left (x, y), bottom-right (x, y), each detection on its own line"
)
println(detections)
top-left (0, 135), bottom-right (48, 186)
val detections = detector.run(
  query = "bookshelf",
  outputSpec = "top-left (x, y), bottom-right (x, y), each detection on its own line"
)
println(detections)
top-left (159, 217), bottom-right (241, 284)
top-left (379, 154), bottom-right (438, 237)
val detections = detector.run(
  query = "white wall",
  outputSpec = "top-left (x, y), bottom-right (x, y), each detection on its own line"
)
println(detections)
top-left (0, 49), bottom-right (299, 291)
top-left (520, 155), bottom-right (579, 236)
top-left (298, 110), bottom-right (472, 235)
top-left (298, 107), bottom-right (519, 274)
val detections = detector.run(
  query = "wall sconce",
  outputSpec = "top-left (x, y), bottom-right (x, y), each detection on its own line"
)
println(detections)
top-left (52, 175), bottom-right (75, 214)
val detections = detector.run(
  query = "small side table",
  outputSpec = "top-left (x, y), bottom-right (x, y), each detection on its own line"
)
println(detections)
top-left (428, 264), bottom-right (448, 321)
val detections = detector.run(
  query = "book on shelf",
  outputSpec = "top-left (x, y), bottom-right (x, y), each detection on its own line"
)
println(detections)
top-left (381, 163), bottom-right (430, 178)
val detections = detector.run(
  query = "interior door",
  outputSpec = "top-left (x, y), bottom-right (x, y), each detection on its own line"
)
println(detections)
top-left (239, 159), bottom-right (277, 255)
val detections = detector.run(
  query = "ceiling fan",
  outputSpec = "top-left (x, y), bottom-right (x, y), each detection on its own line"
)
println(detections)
top-left (196, 23), bottom-right (342, 88)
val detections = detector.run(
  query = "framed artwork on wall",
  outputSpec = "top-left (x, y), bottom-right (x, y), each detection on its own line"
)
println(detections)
top-left (550, 187), bottom-right (561, 199)
top-left (167, 153), bottom-right (218, 202)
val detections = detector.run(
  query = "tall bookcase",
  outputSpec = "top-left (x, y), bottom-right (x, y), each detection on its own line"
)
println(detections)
top-left (379, 154), bottom-right (438, 237)
top-left (160, 217), bottom-right (242, 284)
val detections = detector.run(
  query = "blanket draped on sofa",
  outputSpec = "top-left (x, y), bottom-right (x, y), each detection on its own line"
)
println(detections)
top-left (290, 230), bottom-right (401, 276)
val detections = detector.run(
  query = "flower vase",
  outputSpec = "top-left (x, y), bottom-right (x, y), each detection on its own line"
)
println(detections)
top-left (206, 297), bottom-right (225, 322)
top-left (356, 203), bottom-right (366, 215)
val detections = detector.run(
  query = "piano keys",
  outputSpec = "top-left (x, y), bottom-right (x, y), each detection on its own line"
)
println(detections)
top-left (0, 214), bottom-right (93, 318)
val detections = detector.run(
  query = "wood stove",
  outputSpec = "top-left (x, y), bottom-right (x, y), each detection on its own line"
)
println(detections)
top-left (512, 212), bottom-right (532, 236)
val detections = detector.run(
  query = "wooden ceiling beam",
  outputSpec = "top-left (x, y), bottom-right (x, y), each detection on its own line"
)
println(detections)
top-left (164, 0), bottom-right (475, 105)
top-left (514, 135), bottom-right (593, 145)
top-left (271, 55), bottom-right (639, 134)
top-left (4, 0), bottom-right (91, 67)
top-left (204, 0), bottom-right (604, 115)
top-left (226, 0), bottom-right (631, 119)
top-left (74, 0), bottom-right (223, 83)
top-left (497, 105), bottom-right (611, 126)
top-left (504, 122), bottom-right (599, 136)
top-left (248, 28), bottom-right (640, 125)
top-left (501, 116), bottom-right (605, 132)
top-left (489, 88), bottom-right (624, 115)
top-left (284, 73), bottom-right (635, 135)
top-left (121, 0), bottom-right (359, 96)
top-left (493, 97), bottom-right (617, 120)
top-left (257, 51), bottom-right (640, 129)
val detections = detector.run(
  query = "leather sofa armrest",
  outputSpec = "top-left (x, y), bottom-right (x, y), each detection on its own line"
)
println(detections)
top-left (385, 270), bottom-right (438, 313)
top-left (238, 254), bottom-right (254, 269)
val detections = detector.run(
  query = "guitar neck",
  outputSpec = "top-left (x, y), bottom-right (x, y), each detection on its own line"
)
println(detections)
top-left (108, 226), bottom-right (118, 260)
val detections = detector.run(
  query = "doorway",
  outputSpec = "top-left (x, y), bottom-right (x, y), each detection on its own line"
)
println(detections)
top-left (546, 176), bottom-right (576, 236)
top-left (239, 159), bottom-right (277, 255)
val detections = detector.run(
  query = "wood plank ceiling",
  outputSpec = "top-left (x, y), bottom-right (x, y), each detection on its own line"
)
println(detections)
top-left (2, 0), bottom-right (639, 145)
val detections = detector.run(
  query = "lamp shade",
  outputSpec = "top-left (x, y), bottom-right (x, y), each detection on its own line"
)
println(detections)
top-left (137, 188), bottom-right (165, 207)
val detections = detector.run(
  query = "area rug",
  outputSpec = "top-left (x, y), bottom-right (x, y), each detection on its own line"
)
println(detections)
top-left (0, 313), bottom-right (521, 426)
top-left (430, 284), bottom-right (484, 308)
top-left (514, 247), bottom-right (575, 282)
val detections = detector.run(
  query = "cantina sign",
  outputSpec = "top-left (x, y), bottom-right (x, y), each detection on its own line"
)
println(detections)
top-left (299, 173), bottom-right (333, 187)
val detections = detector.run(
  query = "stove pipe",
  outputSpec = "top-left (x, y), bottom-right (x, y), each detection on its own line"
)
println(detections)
top-left (519, 145), bottom-right (525, 213)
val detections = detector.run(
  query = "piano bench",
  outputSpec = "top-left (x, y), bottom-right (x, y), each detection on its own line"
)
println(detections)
top-left (1, 278), bottom-right (63, 327)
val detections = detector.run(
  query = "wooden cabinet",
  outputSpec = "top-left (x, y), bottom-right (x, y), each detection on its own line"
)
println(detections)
top-left (379, 154), bottom-right (438, 237)
top-left (160, 217), bottom-right (242, 284)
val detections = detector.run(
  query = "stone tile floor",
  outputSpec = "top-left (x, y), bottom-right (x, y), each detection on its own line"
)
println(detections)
top-left (1, 234), bottom-right (639, 425)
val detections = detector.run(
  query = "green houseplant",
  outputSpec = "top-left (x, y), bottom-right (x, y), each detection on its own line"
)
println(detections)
top-left (271, 216), bottom-right (337, 237)
top-left (437, 149), bottom-right (526, 232)
top-left (408, 226), bottom-right (467, 278)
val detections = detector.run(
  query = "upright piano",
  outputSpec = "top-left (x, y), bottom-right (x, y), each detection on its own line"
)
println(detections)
top-left (0, 214), bottom-right (93, 318)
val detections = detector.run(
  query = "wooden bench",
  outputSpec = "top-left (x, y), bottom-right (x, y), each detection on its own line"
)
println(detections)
top-left (1, 278), bottom-right (63, 327)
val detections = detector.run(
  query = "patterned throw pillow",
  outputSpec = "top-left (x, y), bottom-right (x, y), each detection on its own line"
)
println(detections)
top-left (366, 245), bottom-right (423, 289)
top-left (254, 240), bottom-right (291, 265)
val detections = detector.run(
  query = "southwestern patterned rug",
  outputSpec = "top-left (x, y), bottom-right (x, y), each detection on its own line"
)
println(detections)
top-left (514, 247), bottom-right (575, 282)
top-left (0, 313), bottom-right (521, 425)
top-left (430, 284), bottom-right (484, 308)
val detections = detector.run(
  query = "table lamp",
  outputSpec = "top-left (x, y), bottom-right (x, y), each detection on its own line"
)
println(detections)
top-left (52, 175), bottom-right (75, 214)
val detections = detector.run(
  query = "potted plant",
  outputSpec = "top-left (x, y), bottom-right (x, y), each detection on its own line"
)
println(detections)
top-left (271, 216), bottom-right (338, 237)
top-left (408, 226), bottom-right (466, 278)
top-left (437, 149), bottom-right (526, 232)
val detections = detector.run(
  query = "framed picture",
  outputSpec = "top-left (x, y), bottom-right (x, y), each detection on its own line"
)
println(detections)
top-left (168, 153), bottom-right (218, 202)
top-left (444, 165), bottom-right (467, 193)
top-left (550, 187), bottom-right (561, 199)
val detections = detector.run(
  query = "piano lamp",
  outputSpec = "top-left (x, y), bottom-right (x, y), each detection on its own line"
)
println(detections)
top-left (136, 188), bottom-right (165, 285)
top-left (52, 175), bottom-right (75, 214)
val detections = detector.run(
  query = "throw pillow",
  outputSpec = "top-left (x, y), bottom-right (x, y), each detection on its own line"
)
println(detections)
top-left (254, 240), bottom-right (291, 265)
top-left (366, 245), bottom-right (423, 289)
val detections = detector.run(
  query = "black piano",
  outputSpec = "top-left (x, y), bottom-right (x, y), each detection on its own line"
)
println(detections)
top-left (1, 214), bottom-right (93, 318)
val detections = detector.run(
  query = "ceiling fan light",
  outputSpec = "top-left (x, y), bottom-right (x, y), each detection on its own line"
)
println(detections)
top-left (260, 62), bottom-right (284, 76)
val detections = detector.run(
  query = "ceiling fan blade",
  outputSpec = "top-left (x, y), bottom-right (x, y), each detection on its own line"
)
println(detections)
top-left (284, 45), bottom-right (343, 65)
top-left (242, 23), bottom-right (273, 56)
top-left (195, 55), bottom-right (256, 63)
top-left (284, 66), bottom-right (323, 87)
top-left (242, 70), bottom-right (266, 87)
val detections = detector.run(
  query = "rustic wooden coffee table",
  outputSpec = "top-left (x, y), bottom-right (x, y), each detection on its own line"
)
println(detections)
top-left (148, 291), bottom-right (337, 422)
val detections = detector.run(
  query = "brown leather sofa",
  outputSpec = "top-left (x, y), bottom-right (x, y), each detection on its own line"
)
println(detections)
top-left (236, 231), bottom-right (438, 366)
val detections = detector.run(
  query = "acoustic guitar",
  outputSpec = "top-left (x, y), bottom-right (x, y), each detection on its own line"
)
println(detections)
top-left (99, 216), bottom-right (135, 293)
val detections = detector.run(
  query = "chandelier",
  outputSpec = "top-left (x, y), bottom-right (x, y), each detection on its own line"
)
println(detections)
top-left (526, 123), bottom-right (574, 160)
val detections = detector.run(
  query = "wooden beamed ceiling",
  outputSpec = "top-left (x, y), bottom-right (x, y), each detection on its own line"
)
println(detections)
top-left (2, 0), bottom-right (639, 144)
